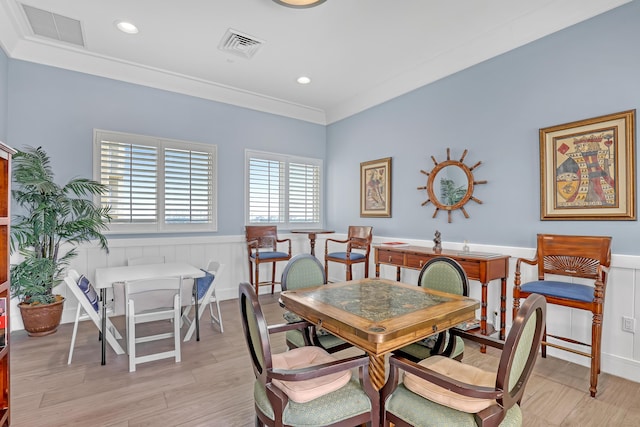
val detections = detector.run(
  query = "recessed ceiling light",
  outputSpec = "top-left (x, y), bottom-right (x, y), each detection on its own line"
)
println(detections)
top-left (115, 20), bottom-right (139, 34)
top-left (297, 76), bottom-right (311, 85)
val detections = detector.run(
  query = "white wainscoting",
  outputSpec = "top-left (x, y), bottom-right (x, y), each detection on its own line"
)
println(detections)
top-left (9, 233), bottom-right (640, 383)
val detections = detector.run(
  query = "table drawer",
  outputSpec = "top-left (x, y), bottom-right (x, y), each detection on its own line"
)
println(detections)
top-left (406, 254), bottom-right (430, 269)
top-left (457, 260), bottom-right (480, 281)
top-left (378, 250), bottom-right (404, 265)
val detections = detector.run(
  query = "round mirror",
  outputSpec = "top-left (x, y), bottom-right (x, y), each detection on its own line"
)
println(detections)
top-left (431, 164), bottom-right (470, 207)
top-left (418, 148), bottom-right (486, 223)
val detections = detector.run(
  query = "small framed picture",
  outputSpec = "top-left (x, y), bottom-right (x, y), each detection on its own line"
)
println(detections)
top-left (360, 157), bottom-right (391, 217)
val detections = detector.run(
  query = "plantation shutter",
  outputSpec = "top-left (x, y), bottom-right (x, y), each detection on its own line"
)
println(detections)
top-left (99, 140), bottom-right (158, 224)
top-left (164, 148), bottom-right (213, 224)
top-left (248, 156), bottom-right (285, 223)
top-left (288, 162), bottom-right (320, 223)
top-left (246, 151), bottom-right (322, 227)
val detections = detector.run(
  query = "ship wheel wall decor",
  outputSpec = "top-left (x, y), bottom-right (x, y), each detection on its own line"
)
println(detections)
top-left (417, 148), bottom-right (487, 223)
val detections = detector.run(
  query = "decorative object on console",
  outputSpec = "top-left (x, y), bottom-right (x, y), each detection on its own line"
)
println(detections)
top-left (418, 148), bottom-right (486, 223)
top-left (540, 110), bottom-right (635, 220)
top-left (360, 157), bottom-right (391, 217)
top-left (433, 230), bottom-right (442, 253)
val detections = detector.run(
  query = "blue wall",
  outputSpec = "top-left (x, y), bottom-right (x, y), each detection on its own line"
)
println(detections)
top-left (0, 47), bottom-right (7, 141)
top-left (4, 2), bottom-right (640, 254)
top-left (6, 61), bottom-right (326, 236)
top-left (326, 1), bottom-right (640, 255)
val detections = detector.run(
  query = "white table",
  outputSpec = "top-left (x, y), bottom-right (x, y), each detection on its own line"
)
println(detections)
top-left (94, 262), bottom-right (205, 365)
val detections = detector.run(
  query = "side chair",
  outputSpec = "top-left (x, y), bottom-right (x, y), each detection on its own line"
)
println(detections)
top-left (393, 257), bottom-right (469, 362)
top-left (125, 276), bottom-right (182, 372)
top-left (65, 269), bottom-right (125, 364)
top-left (239, 282), bottom-right (379, 427)
top-left (280, 254), bottom-right (353, 354)
top-left (513, 233), bottom-right (612, 397)
top-left (324, 225), bottom-right (373, 281)
top-left (246, 225), bottom-right (291, 295)
top-left (181, 261), bottom-right (225, 341)
top-left (382, 294), bottom-right (546, 427)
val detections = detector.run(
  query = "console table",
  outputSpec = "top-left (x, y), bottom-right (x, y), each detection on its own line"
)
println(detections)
top-left (375, 245), bottom-right (509, 349)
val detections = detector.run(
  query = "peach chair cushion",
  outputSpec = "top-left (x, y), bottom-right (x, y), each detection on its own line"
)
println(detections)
top-left (271, 346), bottom-right (351, 403)
top-left (404, 355), bottom-right (497, 413)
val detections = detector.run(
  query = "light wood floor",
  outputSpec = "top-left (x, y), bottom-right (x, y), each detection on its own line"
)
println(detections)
top-left (9, 293), bottom-right (640, 427)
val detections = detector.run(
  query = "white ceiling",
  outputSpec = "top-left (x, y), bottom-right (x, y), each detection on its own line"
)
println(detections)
top-left (0, 0), bottom-right (631, 124)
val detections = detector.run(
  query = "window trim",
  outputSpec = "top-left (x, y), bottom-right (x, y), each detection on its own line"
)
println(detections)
top-left (94, 129), bottom-right (218, 234)
top-left (245, 149), bottom-right (323, 229)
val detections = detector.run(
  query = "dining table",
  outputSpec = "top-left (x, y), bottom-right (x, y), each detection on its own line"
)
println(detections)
top-left (291, 229), bottom-right (335, 256)
top-left (280, 278), bottom-right (479, 390)
top-left (93, 262), bottom-right (205, 365)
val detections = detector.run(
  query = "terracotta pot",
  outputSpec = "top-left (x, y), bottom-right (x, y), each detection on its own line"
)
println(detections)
top-left (18, 296), bottom-right (65, 337)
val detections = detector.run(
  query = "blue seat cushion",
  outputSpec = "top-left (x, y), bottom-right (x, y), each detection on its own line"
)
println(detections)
top-left (251, 251), bottom-right (289, 260)
top-left (521, 280), bottom-right (594, 303)
top-left (77, 275), bottom-right (99, 312)
top-left (196, 269), bottom-right (215, 300)
top-left (327, 252), bottom-right (365, 261)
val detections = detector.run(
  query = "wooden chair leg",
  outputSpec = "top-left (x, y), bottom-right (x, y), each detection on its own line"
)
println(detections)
top-left (346, 265), bottom-right (352, 281)
top-left (364, 260), bottom-right (369, 278)
top-left (325, 261), bottom-right (329, 283)
top-left (541, 326), bottom-right (547, 358)
top-left (271, 262), bottom-right (276, 294)
top-left (248, 260), bottom-right (254, 289)
top-left (591, 316), bottom-right (602, 397)
top-left (255, 264), bottom-right (260, 296)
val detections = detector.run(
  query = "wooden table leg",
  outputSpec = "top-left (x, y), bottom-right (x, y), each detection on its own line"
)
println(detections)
top-left (480, 281), bottom-right (488, 353)
top-left (369, 354), bottom-right (386, 391)
top-left (308, 233), bottom-right (317, 256)
top-left (499, 277), bottom-right (506, 340)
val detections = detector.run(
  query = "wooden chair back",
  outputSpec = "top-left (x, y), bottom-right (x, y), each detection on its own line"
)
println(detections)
top-left (245, 225), bottom-right (279, 252)
top-left (347, 225), bottom-right (373, 252)
top-left (534, 234), bottom-right (611, 281)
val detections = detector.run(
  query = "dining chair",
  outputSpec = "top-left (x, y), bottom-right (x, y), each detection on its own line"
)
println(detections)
top-left (65, 270), bottom-right (125, 364)
top-left (238, 282), bottom-right (379, 427)
top-left (127, 255), bottom-right (166, 266)
top-left (513, 233), bottom-right (611, 397)
top-left (280, 254), bottom-right (353, 354)
top-left (181, 261), bottom-right (225, 341)
top-left (125, 276), bottom-right (182, 372)
top-left (324, 225), bottom-right (373, 281)
top-left (382, 293), bottom-right (546, 427)
top-left (393, 257), bottom-right (469, 362)
top-left (245, 225), bottom-right (292, 295)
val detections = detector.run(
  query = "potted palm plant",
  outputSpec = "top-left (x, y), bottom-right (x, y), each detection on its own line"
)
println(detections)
top-left (10, 146), bottom-right (111, 336)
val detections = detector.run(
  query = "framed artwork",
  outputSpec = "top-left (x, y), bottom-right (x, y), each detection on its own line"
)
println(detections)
top-left (540, 110), bottom-right (636, 220)
top-left (360, 157), bottom-right (391, 217)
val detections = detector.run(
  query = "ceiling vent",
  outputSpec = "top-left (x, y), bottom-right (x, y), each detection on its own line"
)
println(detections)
top-left (21, 3), bottom-right (85, 47)
top-left (218, 29), bottom-right (264, 59)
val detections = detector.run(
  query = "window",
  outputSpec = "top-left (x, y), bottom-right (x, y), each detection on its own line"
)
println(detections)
top-left (246, 150), bottom-right (322, 228)
top-left (94, 130), bottom-right (217, 233)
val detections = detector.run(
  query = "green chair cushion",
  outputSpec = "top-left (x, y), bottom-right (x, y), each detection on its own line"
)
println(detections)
top-left (386, 383), bottom-right (522, 427)
top-left (255, 377), bottom-right (372, 427)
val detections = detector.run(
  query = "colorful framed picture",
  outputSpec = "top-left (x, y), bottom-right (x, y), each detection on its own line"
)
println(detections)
top-left (540, 110), bottom-right (636, 220)
top-left (360, 157), bottom-right (391, 217)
